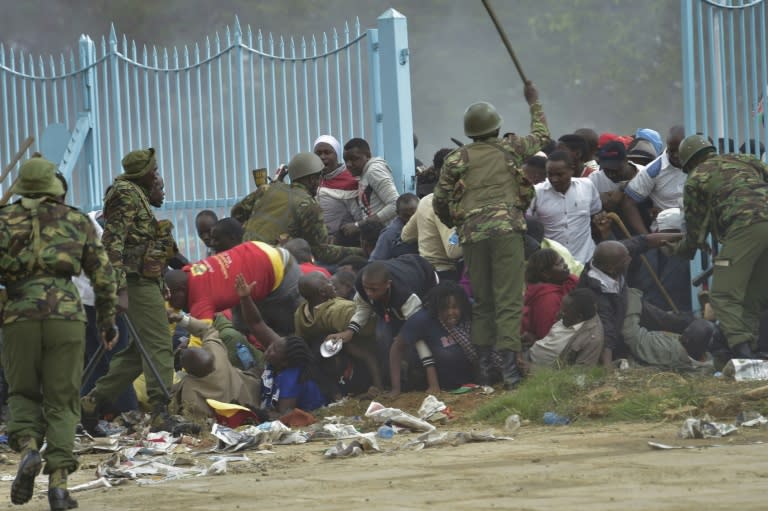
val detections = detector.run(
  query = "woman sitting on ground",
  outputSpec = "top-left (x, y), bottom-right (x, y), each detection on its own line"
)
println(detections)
top-left (235, 274), bottom-right (332, 415)
top-left (387, 281), bottom-right (476, 397)
top-left (523, 248), bottom-right (580, 342)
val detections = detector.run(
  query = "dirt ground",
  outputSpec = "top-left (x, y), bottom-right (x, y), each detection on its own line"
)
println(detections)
top-left (3, 420), bottom-right (768, 511)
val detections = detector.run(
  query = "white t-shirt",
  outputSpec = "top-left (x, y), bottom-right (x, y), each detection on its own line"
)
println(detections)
top-left (625, 152), bottom-right (686, 210)
top-left (529, 178), bottom-right (602, 264)
top-left (588, 170), bottom-right (620, 194)
top-left (72, 211), bottom-right (104, 307)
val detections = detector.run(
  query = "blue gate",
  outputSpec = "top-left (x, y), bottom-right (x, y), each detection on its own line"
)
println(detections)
top-left (681, 0), bottom-right (768, 309)
top-left (0, 9), bottom-right (414, 260)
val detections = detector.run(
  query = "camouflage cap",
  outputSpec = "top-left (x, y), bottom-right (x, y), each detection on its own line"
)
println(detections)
top-left (679, 135), bottom-right (715, 170)
top-left (121, 148), bottom-right (157, 179)
top-left (13, 157), bottom-right (65, 197)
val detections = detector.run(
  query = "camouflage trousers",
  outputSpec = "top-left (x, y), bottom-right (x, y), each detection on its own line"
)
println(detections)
top-left (91, 277), bottom-right (173, 407)
top-left (463, 233), bottom-right (525, 352)
top-left (711, 222), bottom-right (768, 348)
top-left (1, 319), bottom-right (84, 473)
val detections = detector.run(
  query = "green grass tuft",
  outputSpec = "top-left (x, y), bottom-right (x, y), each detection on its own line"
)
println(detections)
top-left (472, 367), bottom-right (606, 424)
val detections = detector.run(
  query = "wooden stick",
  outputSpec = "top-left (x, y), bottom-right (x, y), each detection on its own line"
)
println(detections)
top-left (0, 136), bottom-right (34, 185)
top-left (480, 0), bottom-right (528, 82)
top-left (605, 212), bottom-right (680, 314)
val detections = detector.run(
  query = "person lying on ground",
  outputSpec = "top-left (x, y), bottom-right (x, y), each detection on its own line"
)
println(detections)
top-left (236, 274), bottom-right (333, 415)
top-left (168, 309), bottom-right (261, 417)
top-left (387, 281), bottom-right (477, 398)
top-left (295, 272), bottom-right (383, 392)
top-left (523, 288), bottom-right (604, 370)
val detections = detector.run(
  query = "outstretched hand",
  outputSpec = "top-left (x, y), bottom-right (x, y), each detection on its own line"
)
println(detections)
top-left (235, 273), bottom-right (257, 298)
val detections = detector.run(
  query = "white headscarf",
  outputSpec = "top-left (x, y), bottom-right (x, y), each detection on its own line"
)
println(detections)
top-left (313, 135), bottom-right (342, 162)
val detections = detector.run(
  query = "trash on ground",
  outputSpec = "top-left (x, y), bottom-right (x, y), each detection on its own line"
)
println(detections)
top-left (323, 434), bottom-right (380, 458)
top-left (402, 430), bottom-right (512, 451)
top-left (418, 395), bottom-right (450, 423)
top-left (69, 477), bottom-right (113, 492)
top-left (723, 359), bottom-right (768, 381)
top-left (679, 416), bottom-right (738, 439)
top-left (212, 421), bottom-right (308, 452)
top-left (504, 414), bottom-right (521, 433)
top-left (543, 412), bottom-right (571, 425)
top-left (365, 401), bottom-right (435, 432)
top-left (735, 411), bottom-right (768, 427)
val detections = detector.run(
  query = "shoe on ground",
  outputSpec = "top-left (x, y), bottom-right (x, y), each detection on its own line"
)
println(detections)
top-left (11, 450), bottom-right (42, 505)
top-left (48, 488), bottom-right (78, 510)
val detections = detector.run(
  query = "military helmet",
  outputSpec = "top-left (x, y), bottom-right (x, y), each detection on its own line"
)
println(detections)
top-left (463, 102), bottom-right (503, 137)
top-left (13, 157), bottom-right (65, 197)
top-left (679, 135), bottom-right (716, 170)
top-left (288, 152), bottom-right (324, 181)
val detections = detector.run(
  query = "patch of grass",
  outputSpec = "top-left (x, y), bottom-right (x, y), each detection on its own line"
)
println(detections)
top-left (605, 374), bottom-right (702, 421)
top-left (472, 367), bottom-right (606, 424)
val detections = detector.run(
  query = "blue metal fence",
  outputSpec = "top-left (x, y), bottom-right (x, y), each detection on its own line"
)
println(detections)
top-left (0, 9), bottom-right (414, 260)
top-left (681, 0), bottom-right (768, 310)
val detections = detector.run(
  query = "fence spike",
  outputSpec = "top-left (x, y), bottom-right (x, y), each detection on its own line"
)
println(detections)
top-left (225, 26), bottom-right (231, 45)
top-left (234, 15), bottom-right (242, 37)
top-left (215, 31), bottom-right (221, 51)
top-left (311, 34), bottom-right (317, 56)
top-left (0, 44), bottom-right (4, 66)
top-left (355, 17), bottom-right (361, 36)
top-left (38, 55), bottom-right (45, 77)
top-left (49, 55), bottom-right (56, 76)
top-left (183, 45), bottom-right (190, 64)
top-left (194, 42), bottom-right (201, 63)
top-left (8, 47), bottom-right (14, 70)
top-left (142, 44), bottom-right (148, 62)
top-left (322, 31), bottom-right (328, 51)
top-left (205, 36), bottom-right (211, 58)
top-left (100, 36), bottom-right (107, 57)
top-left (109, 23), bottom-right (117, 44)
top-left (333, 27), bottom-right (339, 49)
top-left (258, 29), bottom-right (264, 46)
top-left (131, 40), bottom-right (138, 60)
top-left (163, 47), bottom-right (169, 68)
top-left (122, 34), bottom-right (128, 54)
top-left (344, 20), bottom-right (350, 42)
top-left (152, 45), bottom-right (159, 66)
top-left (19, 49), bottom-right (25, 73)
top-left (247, 25), bottom-right (253, 46)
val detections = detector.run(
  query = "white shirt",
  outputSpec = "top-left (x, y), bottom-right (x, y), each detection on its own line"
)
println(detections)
top-left (72, 211), bottom-right (104, 307)
top-left (588, 170), bottom-right (620, 194)
top-left (529, 178), bottom-right (602, 264)
top-left (625, 152), bottom-right (686, 210)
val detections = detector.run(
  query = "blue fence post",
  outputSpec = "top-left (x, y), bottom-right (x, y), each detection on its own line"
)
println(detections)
top-left (366, 29), bottom-right (383, 158)
top-left (77, 35), bottom-right (97, 211)
top-left (376, 9), bottom-right (414, 193)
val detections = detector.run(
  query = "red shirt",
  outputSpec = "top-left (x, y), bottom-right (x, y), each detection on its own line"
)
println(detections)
top-left (522, 275), bottom-right (579, 340)
top-left (185, 242), bottom-right (280, 320)
top-left (299, 262), bottom-right (332, 277)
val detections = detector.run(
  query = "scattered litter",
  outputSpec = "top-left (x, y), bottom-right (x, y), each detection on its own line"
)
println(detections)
top-left (322, 424), bottom-right (362, 439)
top-left (418, 395), bottom-right (450, 423)
top-left (736, 411), bottom-right (768, 427)
top-left (723, 359), bottom-right (768, 381)
top-left (402, 430), bottom-right (512, 451)
top-left (480, 386), bottom-right (495, 395)
top-left (679, 417), bottom-right (738, 439)
top-left (212, 421), bottom-right (307, 452)
top-left (69, 477), bottom-right (112, 492)
top-left (504, 414), bottom-right (521, 433)
top-left (323, 434), bottom-right (380, 458)
top-left (543, 412), bottom-right (571, 426)
top-left (365, 401), bottom-right (435, 432)
top-left (377, 423), bottom-right (395, 439)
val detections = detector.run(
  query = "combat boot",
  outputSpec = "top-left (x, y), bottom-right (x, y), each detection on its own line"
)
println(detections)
top-left (80, 393), bottom-right (100, 435)
top-left (47, 468), bottom-right (77, 511)
top-left (498, 350), bottom-right (522, 390)
top-left (731, 341), bottom-right (757, 360)
top-left (11, 437), bottom-right (42, 505)
top-left (475, 346), bottom-right (494, 386)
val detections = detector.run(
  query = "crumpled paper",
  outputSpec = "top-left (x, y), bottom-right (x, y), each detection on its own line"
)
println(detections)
top-left (212, 421), bottom-right (309, 452)
top-left (323, 433), bottom-right (380, 458)
top-left (679, 416), bottom-right (738, 439)
top-left (418, 395), bottom-right (449, 422)
top-left (365, 401), bottom-right (435, 432)
top-left (402, 430), bottom-right (513, 451)
top-left (723, 359), bottom-right (768, 381)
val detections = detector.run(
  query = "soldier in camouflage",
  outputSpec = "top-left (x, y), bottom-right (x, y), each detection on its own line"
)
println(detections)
top-left (433, 81), bottom-right (550, 389)
top-left (231, 153), bottom-right (364, 263)
top-left (82, 148), bottom-right (175, 429)
top-left (675, 135), bottom-right (768, 361)
top-left (0, 158), bottom-right (117, 511)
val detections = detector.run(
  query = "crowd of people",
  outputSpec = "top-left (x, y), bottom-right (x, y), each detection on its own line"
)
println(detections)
top-left (1, 79), bottom-right (768, 509)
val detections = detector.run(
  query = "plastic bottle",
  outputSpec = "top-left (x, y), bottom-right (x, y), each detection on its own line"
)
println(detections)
top-left (543, 412), bottom-right (571, 425)
top-left (377, 422), bottom-right (395, 439)
top-left (235, 343), bottom-right (255, 369)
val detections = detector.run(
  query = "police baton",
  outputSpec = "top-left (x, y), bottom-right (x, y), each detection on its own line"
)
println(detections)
top-left (81, 344), bottom-right (106, 390)
top-left (481, 0), bottom-right (528, 83)
top-left (120, 312), bottom-right (172, 402)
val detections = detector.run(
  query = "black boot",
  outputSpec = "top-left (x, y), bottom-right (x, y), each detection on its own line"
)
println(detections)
top-left (11, 443), bottom-right (42, 505)
top-left (48, 488), bottom-right (78, 510)
top-left (475, 346), bottom-right (494, 386)
top-left (498, 350), bottom-right (522, 390)
top-left (731, 341), bottom-right (756, 360)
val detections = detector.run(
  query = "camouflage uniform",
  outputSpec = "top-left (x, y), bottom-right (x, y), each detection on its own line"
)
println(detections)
top-left (89, 149), bottom-right (174, 410)
top-left (679, 153), bottom-right (768, 349)
top-left (433, 101), bottom-right (549, 353)
top-left (232, 181), bottom-right (363, 263)
top-left (0, 158), bottom-right (116, 494)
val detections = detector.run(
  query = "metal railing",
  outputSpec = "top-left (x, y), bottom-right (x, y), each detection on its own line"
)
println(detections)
top-left (0, 10), bottom-right (414, 260)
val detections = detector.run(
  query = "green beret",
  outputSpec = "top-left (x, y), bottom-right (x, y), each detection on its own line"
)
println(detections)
top-left (13, 158), bottom-right (65, 197)
top-left (121, 148), bottom-right (157, 179)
